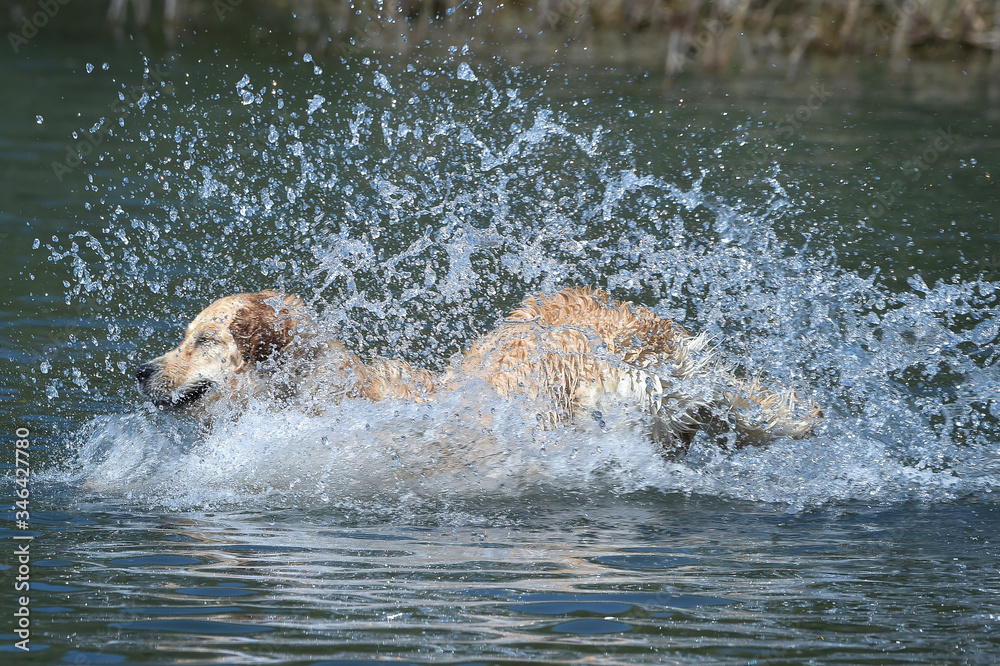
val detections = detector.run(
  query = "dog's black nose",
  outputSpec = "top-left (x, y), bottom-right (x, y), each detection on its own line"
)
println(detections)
top-left (135, 363), bottom-right (156, 382)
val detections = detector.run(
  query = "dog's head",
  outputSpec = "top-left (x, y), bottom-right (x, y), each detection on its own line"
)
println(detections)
top-left (135, 290), bottom-right (310, 413)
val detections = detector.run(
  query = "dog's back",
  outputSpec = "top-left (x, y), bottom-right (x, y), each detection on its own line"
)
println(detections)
top-left (455, 287), bottom-right (819, 454)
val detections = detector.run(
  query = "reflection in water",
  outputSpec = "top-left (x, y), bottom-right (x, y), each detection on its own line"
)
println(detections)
top-left (27, 500), bottom-right (1000, 662)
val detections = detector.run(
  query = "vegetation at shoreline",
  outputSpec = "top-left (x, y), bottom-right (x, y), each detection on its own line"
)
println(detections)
top-left (4, 0), bottom-right (999, 72)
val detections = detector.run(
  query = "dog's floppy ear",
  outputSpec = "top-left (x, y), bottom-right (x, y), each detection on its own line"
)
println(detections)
top-left (228, 291), bottom-right (308, 367)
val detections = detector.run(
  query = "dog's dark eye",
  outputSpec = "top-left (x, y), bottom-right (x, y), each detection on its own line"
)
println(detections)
top-left (193, 333), bottom-right (217, 347)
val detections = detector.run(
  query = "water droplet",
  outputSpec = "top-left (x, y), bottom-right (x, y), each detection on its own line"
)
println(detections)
top-left (306, 94), bottom-right (325, 115)
top-left (457, 62), bottom-right (478, 82)
top-left (35, 115), bottom-right (43, 125)
top-left (86, 63), bottom-right (94, 73)
top-left (970, 317), bottom-right (999, 346)
top-left (374, 72), bottom-right (393, 94)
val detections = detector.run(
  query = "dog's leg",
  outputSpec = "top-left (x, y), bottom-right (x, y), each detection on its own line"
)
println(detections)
top-left (623, 358), bottom-right (820, 451)
top-left (651, 414), bottom-right (701, 459)
top-left (710, 376), bottom-right (822, 446)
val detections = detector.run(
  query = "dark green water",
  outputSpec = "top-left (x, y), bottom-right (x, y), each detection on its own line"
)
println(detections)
top-left (1, 24), bottom-right (999, 664)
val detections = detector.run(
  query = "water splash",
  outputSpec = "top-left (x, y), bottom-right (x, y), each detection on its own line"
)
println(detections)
top-left (44, 56), bottom-right (999, 510)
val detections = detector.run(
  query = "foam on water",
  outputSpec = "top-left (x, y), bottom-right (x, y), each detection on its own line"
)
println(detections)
top-left (60, 373), bottom-right (1000, 513)
top-left (43, 55), bottom-right (1000, 511)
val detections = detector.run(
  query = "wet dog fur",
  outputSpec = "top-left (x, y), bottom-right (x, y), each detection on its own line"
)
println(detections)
top-left (136, 288), bottom-right (821, 456)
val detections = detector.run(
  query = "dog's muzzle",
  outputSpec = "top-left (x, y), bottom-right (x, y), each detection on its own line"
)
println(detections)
top-left (135, 362), bottom-right (215, 411)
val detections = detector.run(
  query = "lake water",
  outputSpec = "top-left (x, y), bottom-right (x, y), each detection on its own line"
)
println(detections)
top-left (2, 27), bottom-right (999, 664)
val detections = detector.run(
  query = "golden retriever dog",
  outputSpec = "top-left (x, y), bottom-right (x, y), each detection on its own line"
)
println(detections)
top-left (136, 287), bottom-right (821, 456)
